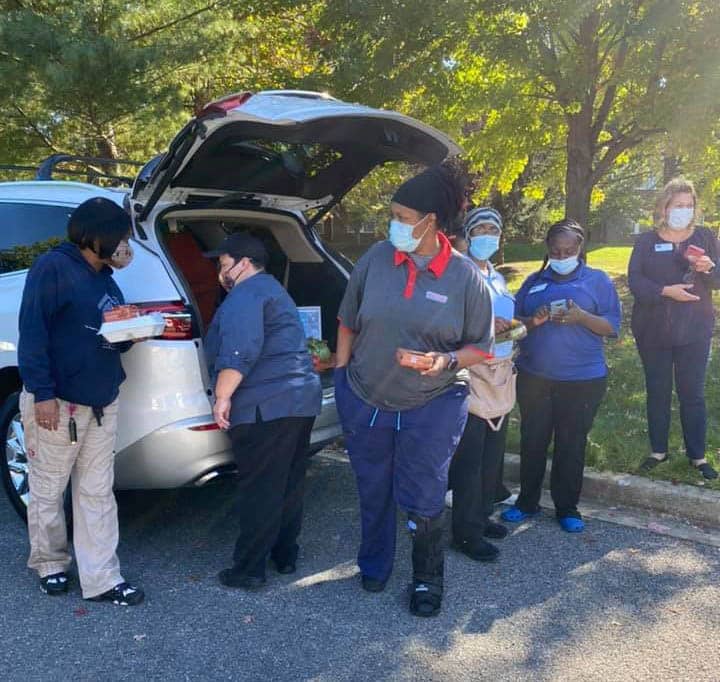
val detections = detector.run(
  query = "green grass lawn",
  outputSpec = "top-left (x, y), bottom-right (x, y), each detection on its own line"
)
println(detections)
top-left (500, 244), bottom-right (720, 491)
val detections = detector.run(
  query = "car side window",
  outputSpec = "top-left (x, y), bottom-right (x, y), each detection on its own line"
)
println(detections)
top-left (0, 202), bottom-right (72, 273)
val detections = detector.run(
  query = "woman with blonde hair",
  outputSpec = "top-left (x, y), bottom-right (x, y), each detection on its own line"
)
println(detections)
top-left (628, 177), bottom-right (719, 479)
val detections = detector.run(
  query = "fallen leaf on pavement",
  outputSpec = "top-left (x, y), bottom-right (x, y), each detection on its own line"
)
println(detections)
top-left (647, 522), bottom-right (671, 533)
top-left (243, 615), bottom-right (255, 624)
top-left (73, 607), bottom-right (88, 617)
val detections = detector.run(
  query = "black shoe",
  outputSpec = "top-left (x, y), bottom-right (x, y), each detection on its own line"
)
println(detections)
top-left (273, 560), bottom-right (297, 575)
top-left (361, 575), bottom-right (386, 593)
top-left (692, 461), bottom-right (719, 480)
top-left (453, 537), bottom-right (499, 562)
top-left (640, 454), bottom-right (668, 472)
top-left (40, 572), bottom-right (69, 596)
top-left (409, 581), bottom-right (442, 618)
top-left (218, 569), bottom-right (266, 590)
top-left (271, 550), bottom-right (297, 575)
top-left (494, 485), bottom-right (513, 504)
top-left (483, 521), bottom-right (509, 540)
top-left (88, 582), bottom-right (144, 606)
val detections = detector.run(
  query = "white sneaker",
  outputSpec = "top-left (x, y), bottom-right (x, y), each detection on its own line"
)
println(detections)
top-left (444, 490), bottom-right (453, 509)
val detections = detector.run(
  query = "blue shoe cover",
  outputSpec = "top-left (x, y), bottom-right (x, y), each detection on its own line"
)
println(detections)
top-left (500, 506), bottom-right (539, 523)
top-left (558, 516), bottom-right (585, 533)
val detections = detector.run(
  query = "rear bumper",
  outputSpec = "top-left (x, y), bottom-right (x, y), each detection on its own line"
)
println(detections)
top-left (114, 393), bottom-right (341, 490)
top-left (114, 416), bottom-right (234, 489)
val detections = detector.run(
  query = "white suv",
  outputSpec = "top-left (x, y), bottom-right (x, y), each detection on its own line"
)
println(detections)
top-left (1, 90), bottom-right (459, 520)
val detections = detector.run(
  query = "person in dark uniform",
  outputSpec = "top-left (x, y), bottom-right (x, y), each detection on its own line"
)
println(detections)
top-left (204, 233), bottom-right (322, 589)
top-left (629, 177), bottom-right (719, 480)
top-left (18, 198), bottom-right (144, 605)
top-left (334, 163), bottom-right (494, 617)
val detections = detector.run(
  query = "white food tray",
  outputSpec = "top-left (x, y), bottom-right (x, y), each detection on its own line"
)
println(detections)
top-left (99, 313), bottom-right (166, 343)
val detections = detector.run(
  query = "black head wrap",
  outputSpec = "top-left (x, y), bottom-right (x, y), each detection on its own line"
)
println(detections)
top-left (391, 164), bottom-right (465, 231)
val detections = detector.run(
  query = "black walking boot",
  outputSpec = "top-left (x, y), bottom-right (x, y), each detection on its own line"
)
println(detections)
top-left (408, 512), bottom-right (445, 618)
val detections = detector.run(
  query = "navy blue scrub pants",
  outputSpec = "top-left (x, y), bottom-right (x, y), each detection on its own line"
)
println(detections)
top-left (334, 368), bottom-right (468, 585)
top-left (515, 371), bottom-right (607, 519)
top-left (636, 338), bottom-right (711, 461)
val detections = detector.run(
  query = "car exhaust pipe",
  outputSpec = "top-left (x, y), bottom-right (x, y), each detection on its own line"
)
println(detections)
top-left (193, 465), bottom-right (237, 487)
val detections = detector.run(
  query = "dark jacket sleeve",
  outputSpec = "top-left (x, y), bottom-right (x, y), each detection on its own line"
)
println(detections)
top-left (698, 228), bottom-right (720, 290)
top-left (107, 278), bottom-right (133, 353)
top-left (628, 236), bottom-right (664, 304)
top-left (214, 288), bottom-right (265, 377)
top-left (18, 258), bottom-right (60, 402)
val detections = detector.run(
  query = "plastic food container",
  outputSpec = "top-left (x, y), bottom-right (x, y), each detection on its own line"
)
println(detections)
top-left (99, 313), bottom-right (166, 343)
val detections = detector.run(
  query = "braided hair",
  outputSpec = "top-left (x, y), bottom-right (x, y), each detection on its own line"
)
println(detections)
top-left (535, 218), bottom-right (586, 277)
top-left (391, 160), bottom-right (470, 233)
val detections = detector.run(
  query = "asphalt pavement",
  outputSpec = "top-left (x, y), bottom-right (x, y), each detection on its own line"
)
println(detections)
top-left (1, 448), bottom-right (719, 682)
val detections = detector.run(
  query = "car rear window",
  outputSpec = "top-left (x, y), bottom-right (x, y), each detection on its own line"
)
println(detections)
top-left (0, 202), bottom-right (72, 272)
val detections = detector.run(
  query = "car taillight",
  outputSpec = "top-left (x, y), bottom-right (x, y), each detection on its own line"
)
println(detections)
top-left (188, 423), bottom-right (221, 432)
top-left (136, 301), bottom-right (194, 340)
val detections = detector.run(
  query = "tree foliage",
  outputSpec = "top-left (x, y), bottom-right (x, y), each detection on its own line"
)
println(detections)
top-left (1, 0), bottom-right (719, 237)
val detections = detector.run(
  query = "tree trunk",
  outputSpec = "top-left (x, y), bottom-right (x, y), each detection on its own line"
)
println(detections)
top-left (662, 155), bottom-right (682, 184)
top-left (565, 115), bottom-right (594, 230)
top-left (94, 127), bottom-right (120, 183)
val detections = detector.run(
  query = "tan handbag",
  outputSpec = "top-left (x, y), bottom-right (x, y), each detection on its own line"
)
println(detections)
top-left (467, 357), bottom-right (517, 431)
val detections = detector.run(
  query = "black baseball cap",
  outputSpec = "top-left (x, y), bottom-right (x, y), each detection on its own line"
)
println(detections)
top-left (203, 232), bottom-right (268, 266)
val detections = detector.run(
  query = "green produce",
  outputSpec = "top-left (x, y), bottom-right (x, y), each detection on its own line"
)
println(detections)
top-left (307, 338), bottom-right (331, 362)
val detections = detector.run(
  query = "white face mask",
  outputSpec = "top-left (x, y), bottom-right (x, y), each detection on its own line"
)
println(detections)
top-left (109, 240), bottom-right (133, 269)
top-left (667, 207), bottom-right (694, 231)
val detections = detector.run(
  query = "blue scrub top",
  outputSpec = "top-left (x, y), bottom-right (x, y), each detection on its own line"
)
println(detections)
top-left (480, 263), bottom-right (515, 359)
top-left (514, 263), bottom-right (622, 381)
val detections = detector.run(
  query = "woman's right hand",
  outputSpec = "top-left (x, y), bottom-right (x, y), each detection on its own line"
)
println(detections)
top-left (35, 399), bottom-right (59, 431)
top-left (530, 306), bottom-right (550, 329)
top-left (495, 317), bottom-right (513, 334)
top-left (662, 283), bottom-right (700, 302)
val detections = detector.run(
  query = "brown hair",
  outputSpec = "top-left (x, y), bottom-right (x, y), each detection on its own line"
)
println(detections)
top-left (654, 177), bottom-right (698, 230)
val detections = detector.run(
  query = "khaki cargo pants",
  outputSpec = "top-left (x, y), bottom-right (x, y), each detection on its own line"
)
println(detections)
top-left (20, 390), bottom-right (124, 598)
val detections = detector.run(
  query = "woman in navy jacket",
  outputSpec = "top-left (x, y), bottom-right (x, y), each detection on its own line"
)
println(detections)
top-left (628, 178), bottom-right (719, 480)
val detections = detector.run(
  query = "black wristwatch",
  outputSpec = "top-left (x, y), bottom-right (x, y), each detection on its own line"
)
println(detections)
top-left (446, 352), bottom-right (459, 372)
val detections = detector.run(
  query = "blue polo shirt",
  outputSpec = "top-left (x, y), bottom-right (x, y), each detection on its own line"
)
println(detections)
top-left (514, 263), bottom-right (621, 381)
top-left (204, 272), bottom-right (322, 426)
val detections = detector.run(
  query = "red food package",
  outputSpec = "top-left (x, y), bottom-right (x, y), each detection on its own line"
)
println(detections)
top-left (103, 305), bottom-right (140, 323)
top-left (396, 348), bottom-right (434, 371)
top-left (685, 244), bottom-right (705, 260)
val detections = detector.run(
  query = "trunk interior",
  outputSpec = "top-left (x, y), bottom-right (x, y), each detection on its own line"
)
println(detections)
top-left (156, 208), bottom-right (348, 388)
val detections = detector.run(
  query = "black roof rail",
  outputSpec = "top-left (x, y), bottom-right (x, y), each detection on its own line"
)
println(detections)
top-left (0, 163), bottom-right (43, 174)
top-left (34, 154), bottom-right (145, 185)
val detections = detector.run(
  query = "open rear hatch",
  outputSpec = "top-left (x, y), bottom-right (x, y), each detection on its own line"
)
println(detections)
top-left (131, 90), bottom-right (461, 223)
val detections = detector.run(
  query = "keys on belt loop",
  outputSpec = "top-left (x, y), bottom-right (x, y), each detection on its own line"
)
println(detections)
top-left (68, 404), bottom-right (78, 444)
top-left (92, 406), bottom-right (104, 427)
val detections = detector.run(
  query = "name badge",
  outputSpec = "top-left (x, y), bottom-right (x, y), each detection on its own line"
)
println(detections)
top-left (426, 291), bottom-right (448, 304)
top-left (528, 283), bottom-right (548, 294)
top-left (655, 243), bottom-right (673, 252)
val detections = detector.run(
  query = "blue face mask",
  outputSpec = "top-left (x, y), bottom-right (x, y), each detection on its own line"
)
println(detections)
top-left (548, 255), bottom-right (579, 276)
top-left (388, 217), bottom-right (429, 253)
top-left (469, 235), bottom-right (500, 261)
